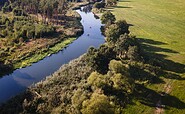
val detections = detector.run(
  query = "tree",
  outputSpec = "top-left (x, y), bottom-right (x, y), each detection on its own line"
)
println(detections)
top-left (106, 0), bottom-right (117, 7)
top-left (93, 2), bottom-right (105, 9)
top-left (105, 20), bottom-right (129, 45)
top-left (81, 93), bottom-right (114, 114)
top-left (127, 46), bottom-right (140, 61)
top-left (105, 24), bottom-right (120, 44)
top-left (100, 11), bottom-right (115, 24)
top-left (109, 59), bottom-right (129, 74)
top-left (87, 44), bottom-right (116, 74)
top-left (87, 72), bottom-right (107, 89)
top-left (115, 20), bottom-right (129, 35)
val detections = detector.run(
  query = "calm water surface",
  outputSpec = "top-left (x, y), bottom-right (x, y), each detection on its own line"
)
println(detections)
top-left (0, 6), bottom-right (104, 104)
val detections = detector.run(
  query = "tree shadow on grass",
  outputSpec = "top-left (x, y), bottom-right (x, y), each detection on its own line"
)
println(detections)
top-left (118, 0), bottom-right (132, 2)
top-left (137, 38), bottom-right (185, 80)
top-left (115, 6), bottom-right (132, 8)
top-left (132, 84), bottom-right (185, 109)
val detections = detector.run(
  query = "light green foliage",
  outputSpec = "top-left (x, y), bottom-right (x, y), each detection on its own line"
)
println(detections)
top-left (111, 73), bottom-right (134, 94)
top-left (12, 8), bottom-right (27, 16)
top-left (72, 89), bottom-right (88, 111)
top-left (81, 93), bottom-right (114, 114)
top-left (109, 59), bottom-right (129, 74)
top-left (87, 72), bottom-right (107, 89)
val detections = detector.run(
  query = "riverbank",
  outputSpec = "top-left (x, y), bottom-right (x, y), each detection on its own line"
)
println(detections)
top-left (0, 9), bottom-right (83, 77)
top-left (0, 5), bottom-right (105, 105)
top-left (0, 9), bottom-right (168, 114)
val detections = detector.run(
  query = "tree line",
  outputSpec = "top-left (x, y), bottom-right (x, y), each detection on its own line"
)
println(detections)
top-left (2, 0), bottom-right (68, 24)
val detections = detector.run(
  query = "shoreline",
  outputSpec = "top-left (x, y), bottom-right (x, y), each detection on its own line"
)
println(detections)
top-left (0, 9), bottom-right (84, 77)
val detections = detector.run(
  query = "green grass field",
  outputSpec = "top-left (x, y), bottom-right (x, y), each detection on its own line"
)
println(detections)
top-left (111, 0), bottom-right (185, 113)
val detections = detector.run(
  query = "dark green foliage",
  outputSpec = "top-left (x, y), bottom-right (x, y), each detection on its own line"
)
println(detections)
top-left (105, 20), bottom-right (129, 44)
top-left (127, 46), bottom-right (140, 61)
top-left (93, 2), bottom-right (106, 9)
top-left (0, 61), bottom-right (13, 76)
top-left (87, 45), bottom-right (116, 74)
top-left (106, 0), bottom-right (117, 7)
top-left (0, 16), bottom-right (55, 40)
top-left (114, 34), bottom-right (142, 60)
top-left (101, 11), bottom-right (115, 24)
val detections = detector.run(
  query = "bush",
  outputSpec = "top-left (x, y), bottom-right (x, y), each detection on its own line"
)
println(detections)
top-left (93, 2), bottom-right (106, 9)
top-left (105, 20), bottom-right (129, 44)
top-left (106, 0), bottom-right (117, 7)
top-left (101, 11), bottom-right (115, 24)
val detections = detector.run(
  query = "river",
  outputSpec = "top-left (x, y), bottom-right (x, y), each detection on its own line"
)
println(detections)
top-left (0, 6), bottom-right (105, 104)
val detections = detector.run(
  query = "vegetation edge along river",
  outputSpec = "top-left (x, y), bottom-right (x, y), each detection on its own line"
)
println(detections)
top-left (0, 0), bottom-right (185, 113)
top-left (0, 1), bottom-right (88, 76)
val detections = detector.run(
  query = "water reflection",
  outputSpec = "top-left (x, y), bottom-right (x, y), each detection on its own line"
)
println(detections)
top-left (0, 6), bottom-right (105, 104)
top-left (81, 5), bottom-right (93, 13)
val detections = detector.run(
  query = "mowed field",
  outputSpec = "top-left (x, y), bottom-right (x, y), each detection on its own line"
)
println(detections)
top-left (112, 0), bottom-right (185, 113)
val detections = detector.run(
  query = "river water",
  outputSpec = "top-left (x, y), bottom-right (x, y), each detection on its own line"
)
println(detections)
top-left (0, 6), bottom-right (105, 104)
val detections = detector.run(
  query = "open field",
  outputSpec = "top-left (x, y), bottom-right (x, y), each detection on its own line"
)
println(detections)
top-left (112, 0), bottom-right (185, 113)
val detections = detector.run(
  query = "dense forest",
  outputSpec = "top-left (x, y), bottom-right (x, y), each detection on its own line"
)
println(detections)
top-left (0, 11), bottom-right (165, 113)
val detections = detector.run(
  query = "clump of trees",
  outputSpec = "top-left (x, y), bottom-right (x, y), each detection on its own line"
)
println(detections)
top-left (93, 2), bottom-right (106, 9)
top-left (0, 16), bottom-right (55, 41)
top-left (101, 11), bottom-right (116, 24)
top-left (0, 6), bottom-right (162, 114)
top-left (106, 0), bottom-right (117, 7)
top-left (1, 0), bottom-right (68, 24)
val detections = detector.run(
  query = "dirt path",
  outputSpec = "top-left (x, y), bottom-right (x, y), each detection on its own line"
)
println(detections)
top-left (155, 81), bottom-right (172, 114)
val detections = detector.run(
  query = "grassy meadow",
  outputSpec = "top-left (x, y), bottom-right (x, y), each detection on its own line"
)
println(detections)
top-left (111, 0), bottom-right (185, 113)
